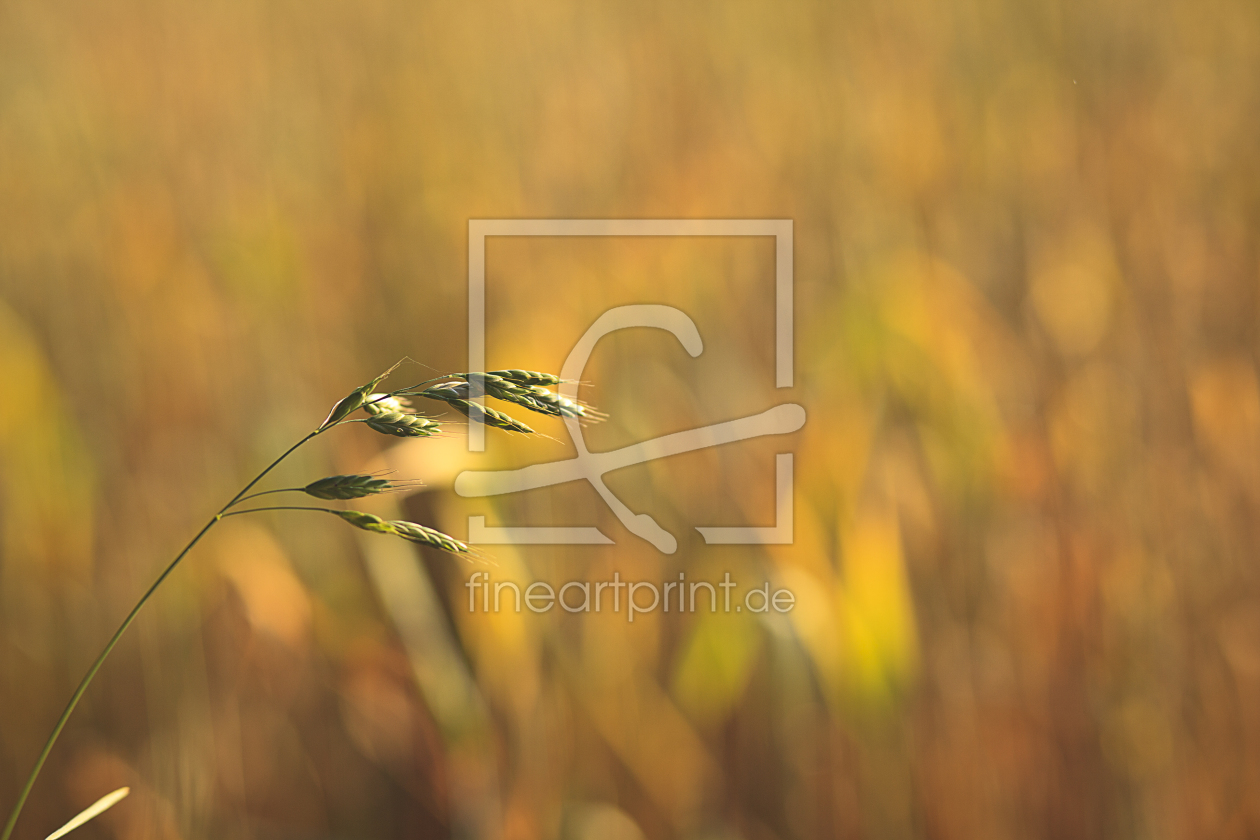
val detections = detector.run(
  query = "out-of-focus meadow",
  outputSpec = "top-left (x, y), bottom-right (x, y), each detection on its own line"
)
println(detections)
top-left (2, 0), bottom-right (1259, 838)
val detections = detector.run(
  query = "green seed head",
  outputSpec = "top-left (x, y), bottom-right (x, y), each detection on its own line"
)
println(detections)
top-left (516, 387), bottom-right (593, 420)
top-left (448, 398), bottom-right (536, 434)
top-left (419, 382), bottom-right (467, 403)
top-left (426, 376), bottom-right (598, 422)
top-left (486, 369), bottom-right (563, 387)
top-left (469, 401), bottom-right (536, 434)
top-left (320, 362), bottom-right (405, 429)
top-left (321, 389), bottom-right (367, 429)
top-left (331, 510), bottom-right (394, 534)
top-left (362, 393), bottom-right (412, 416)
top-left (418, 383), bottom-right (536, 433)
top-left (304, 474), bottom-right (393, 500)
top-left (365, 411), bottom-right (441, 438)
top-left (490, 384), bottom-right (598, 422)
top-left (389, 520), bottom-right (470, 555)
top-left (330, 510), bottom-right (470, 555)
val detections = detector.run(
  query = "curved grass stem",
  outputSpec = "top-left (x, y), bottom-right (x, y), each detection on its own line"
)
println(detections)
top-left (229, 487), bottom-right (305, 506)
top-left (2, 368), bottom-right (530, 839)
top-left (220, 505), bottom-right (336, 518)
top-left (1, 427), bottom-right (326, 840)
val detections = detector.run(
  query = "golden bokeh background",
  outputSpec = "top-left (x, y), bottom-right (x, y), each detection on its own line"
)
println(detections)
top-left (2, 0), bottom-right (1259, 838)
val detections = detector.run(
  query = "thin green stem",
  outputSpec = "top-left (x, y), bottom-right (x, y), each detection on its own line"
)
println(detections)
top-left (0, 518), bottom-right (216, 840)
top-left (4, 371), bottom-right (448, 838)
top-left (224, 430), bottom-right (320, 509)
top-left (1, 426), bottom-right (326, 840)
top-left (219, 506), bottom-right (335, 518)
top-left (389, 374), bottom-right (450, 396)
top-left (231, 487), bottom-right (305, 506)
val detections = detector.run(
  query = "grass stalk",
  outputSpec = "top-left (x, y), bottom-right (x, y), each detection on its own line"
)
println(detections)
top-left (1, 361), bottom-right (578, 839)
top-left (0, 427), bottom-right (325, 840)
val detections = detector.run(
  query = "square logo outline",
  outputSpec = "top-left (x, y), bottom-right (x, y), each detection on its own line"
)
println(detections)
top-left (461, 219), bottom-right (796, 551)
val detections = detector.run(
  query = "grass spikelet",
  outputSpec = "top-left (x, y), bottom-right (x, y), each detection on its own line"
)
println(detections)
top-left (329, 509), bottom-right (396, 534)
top-left (303, 474), bottom-right (394, 500)
top-left (321, 389), bottom-right (367, 429)
top-left (484, 369), bottom-right (563, 387)
top-left (361, 393), bottom-right (412, 416)
top-left (421, 385), bottom-right (537, 434)
top-left (320, 362), bottom-right (403, 429)
top-left (436, 374), bottom-right (601, 422)
top-left (389, 520), bottom-right (471, 554)
top-left (515, 387), bottom-right (604, 422)
top-left (461, 400), bottom-right (537, 434)
top-left (365, 410), bottom-right (440, 438)
top-left (328, 510), bottom-right (470, 555)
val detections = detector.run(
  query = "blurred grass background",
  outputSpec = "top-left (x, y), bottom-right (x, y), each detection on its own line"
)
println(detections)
top-left (2, 0), bottom-right (1259, 838)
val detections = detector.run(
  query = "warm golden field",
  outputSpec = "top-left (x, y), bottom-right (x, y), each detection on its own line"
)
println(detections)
top-left (2, 0), bottom-right (1259, 838)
